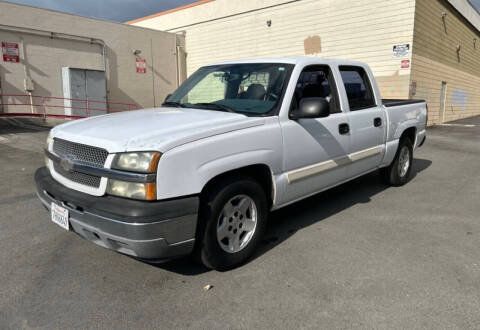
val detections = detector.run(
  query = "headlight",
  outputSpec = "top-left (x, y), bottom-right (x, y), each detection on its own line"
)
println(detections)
top-left (111, 152), bottom-right (161, 173)
top-left (107, 180), bottom-right (156, 200)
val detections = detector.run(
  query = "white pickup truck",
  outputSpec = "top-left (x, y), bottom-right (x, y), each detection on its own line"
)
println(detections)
top-left (36, 57), bottom-right (427, 270)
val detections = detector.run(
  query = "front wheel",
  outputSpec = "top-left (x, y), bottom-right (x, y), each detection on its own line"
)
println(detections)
top-left (381, 138), bottom-right (413, 186)
top-left (195, 177), bottom-right (268, 270)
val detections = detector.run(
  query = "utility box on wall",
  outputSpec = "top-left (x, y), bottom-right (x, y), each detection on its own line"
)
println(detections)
top-left (62, 67), bottom-right (107, 117)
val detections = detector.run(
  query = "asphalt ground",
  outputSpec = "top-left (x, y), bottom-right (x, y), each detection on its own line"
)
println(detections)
top-left (0, 116), bottom-right (479, 329)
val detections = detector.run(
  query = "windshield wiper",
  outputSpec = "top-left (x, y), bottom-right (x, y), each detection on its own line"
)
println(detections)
top-left (191, 103), bottom-right (236, 113)
top-left (162, 101), bottom-right (185, 108)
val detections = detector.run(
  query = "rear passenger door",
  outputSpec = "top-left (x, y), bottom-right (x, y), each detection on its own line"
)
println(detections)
top-left (339, 66), bottom-right (387, 177)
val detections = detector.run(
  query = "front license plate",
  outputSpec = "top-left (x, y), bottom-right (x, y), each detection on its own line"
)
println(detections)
top-left (51, 203), bottom-right (69, 231)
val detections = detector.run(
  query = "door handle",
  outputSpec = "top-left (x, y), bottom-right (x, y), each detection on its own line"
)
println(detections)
top-left (339, 123), bottom-right (350, 135)
top-left (374, 117), bottom-right (382, 127)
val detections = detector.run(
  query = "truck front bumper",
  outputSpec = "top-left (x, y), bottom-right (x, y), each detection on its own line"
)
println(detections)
top-left (35, 167), bottom-right (198, 261)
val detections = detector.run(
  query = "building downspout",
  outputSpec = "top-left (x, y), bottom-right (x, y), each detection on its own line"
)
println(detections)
top-left (17, 38), bottom-right (35, 113)
top-left (173, 36), bottom-right (179, 88)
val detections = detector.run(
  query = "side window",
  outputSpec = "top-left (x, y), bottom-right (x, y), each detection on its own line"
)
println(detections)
top-left (290, 65), bottom-right (340, 114)
top-left (339, 66), bottom-right (376, 111)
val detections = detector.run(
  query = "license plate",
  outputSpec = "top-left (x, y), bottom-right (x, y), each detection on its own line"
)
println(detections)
top-left (51, 203), bottom-right (69, 231)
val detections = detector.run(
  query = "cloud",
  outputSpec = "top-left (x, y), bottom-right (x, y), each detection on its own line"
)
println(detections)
top-left (4, 0), bottom-right (197, 22)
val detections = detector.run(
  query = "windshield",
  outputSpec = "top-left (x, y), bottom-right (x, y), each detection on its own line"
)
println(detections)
top-left (164, 63), bottom-right (294, 116)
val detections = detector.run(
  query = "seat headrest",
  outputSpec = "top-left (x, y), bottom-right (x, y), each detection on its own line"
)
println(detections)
top-left (245, 83), bottom-right (266, 100)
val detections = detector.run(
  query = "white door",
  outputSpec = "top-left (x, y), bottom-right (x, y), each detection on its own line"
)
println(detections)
top-left (338, 66), bottom-right (386, 177)
top-left (62, 68), bottom-right (106, 117)
top-left (69, 68), bottom-right (87, 117)
top-left (85, 70), bottom-right (107, 116)
top-left (280, 65), bottom-right (350, 203)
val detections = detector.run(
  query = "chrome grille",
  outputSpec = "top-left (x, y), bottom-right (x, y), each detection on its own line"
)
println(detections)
top-left (52, 138), bottom-right (108, 188)
top-left (53, 162), bottom-right (102, 188)
top-left (53, 138), bottom-right (108, 167)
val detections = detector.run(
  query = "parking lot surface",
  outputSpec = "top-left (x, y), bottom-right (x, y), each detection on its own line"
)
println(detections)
top-left (1, 116), bottom-right (479, 329)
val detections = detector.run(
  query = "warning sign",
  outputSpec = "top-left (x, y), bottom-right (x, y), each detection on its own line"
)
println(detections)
top-left (401, 59), bottom-right (410, 69)
top-left (2, 42), bottom-right (19, 62)
top-left (136, 58), bottom-right (146, 74)
top-left (393, 44), bottom-right (410, 58)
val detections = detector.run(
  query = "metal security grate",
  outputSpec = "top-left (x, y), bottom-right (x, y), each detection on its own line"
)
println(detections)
top-left (53, 138), bottom-right (108, 167)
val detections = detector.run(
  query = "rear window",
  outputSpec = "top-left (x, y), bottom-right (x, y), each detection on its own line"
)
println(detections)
top-left (339, 66), bottom-right (376, 111)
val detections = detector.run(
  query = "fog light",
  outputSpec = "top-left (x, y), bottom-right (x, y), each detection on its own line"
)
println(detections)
top-left (107, 180), bottom-right (156, 200)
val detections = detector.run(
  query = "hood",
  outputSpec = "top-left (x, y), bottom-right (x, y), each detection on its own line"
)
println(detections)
top-left (51, 107), bottom-right (265, 153)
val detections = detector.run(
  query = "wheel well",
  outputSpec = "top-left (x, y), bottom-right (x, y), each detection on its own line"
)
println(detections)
top-left (400, 127), bottom-right (416, 145)
top-left (200, 164), bottom-right (274, 208)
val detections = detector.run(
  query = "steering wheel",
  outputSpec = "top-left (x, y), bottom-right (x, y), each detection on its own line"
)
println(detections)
top-left (266, 92), bottom-right (278, 102)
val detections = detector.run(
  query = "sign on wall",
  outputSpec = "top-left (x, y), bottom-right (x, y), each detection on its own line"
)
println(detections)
top-left (392, 44), bottom-right (410, 58)
top-left (2, 42), bottom-right (19, 62)
top-left (136, 58), bottom-right (147, 74)
top-left (401, 59), bottom-right (410, 69)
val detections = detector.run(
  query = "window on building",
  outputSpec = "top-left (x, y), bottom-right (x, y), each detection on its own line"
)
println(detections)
top-left (339, 66), bottom-right (376, 111)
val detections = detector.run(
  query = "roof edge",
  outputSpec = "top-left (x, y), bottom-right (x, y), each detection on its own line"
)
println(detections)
top-left (125, 0), bottom-right (215, 24)
top-left (447, 0), bottom-right (480, 33)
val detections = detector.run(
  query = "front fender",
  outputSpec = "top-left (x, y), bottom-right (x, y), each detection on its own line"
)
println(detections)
top-left (155, 120), bottom-right (283, 200)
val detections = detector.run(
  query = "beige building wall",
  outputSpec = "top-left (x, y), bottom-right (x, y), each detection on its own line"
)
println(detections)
top-left (0, 2), bottom-right (185, 116)
top-left (410, 0), bottom-right (480, 124)
top-left (130, 0), bottom-right (417, 100)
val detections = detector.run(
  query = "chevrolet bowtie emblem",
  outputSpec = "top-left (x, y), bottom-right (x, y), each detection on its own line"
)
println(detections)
top-left (60, 155), bottom-right (75, 173)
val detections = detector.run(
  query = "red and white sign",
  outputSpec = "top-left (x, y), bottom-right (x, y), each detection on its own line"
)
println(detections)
top-left (2, 42), bottom-right (19, 63)
top-left (136, 58), bottom-right (147, 74)
top-left (401, 59), bottom-right (410, 69)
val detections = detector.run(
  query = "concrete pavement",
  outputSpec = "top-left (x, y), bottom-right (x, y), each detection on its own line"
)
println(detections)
top-left (1, 116), bottom-right (479, 329)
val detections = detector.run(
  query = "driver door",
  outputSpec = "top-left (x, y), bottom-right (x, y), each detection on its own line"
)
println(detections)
top-left (280, 65), bottom-right (351, 204)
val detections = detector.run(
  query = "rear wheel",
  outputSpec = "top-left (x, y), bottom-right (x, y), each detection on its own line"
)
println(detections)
top-left (195, 177), bottom-right (268, 270)
top-left (381, 138), bottom-right (413, 186)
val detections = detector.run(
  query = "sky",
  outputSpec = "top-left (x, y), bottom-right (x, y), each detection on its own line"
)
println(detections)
top-left (2, 0), bottom-right (199, 22)
top-left (3, 0), bottom-right (480, 23)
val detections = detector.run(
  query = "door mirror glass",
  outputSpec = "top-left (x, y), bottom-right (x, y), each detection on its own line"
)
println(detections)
top-left (290, 97), bottom-right (330, 119)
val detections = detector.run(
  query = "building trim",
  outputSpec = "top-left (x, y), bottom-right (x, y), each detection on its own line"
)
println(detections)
top-left (125, 0), bottom-right (216, 24)
top-left (447, 0), bottom-right (480, 33)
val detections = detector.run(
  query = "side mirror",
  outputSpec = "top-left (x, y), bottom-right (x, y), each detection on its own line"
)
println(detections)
top-left (290, 97), bottom-right (330, 119)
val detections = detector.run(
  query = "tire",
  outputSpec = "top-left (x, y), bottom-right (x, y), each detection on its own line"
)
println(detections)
top-left (195, 176), bottom-right (268, 270)
top-left (381, 137), bottom-right (413, 186)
